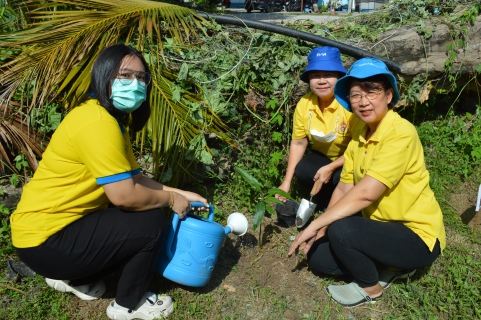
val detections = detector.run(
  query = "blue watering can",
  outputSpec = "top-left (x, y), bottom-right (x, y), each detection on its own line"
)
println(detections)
top-left (157, 202), bottom-right (248, 287)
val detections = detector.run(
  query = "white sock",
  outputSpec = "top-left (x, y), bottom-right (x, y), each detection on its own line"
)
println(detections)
top-left (113, 301), bottom-right (127, 309)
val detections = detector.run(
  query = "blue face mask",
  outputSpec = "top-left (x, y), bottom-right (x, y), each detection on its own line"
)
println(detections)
top-left (110, 78), bottom-right (147, 113)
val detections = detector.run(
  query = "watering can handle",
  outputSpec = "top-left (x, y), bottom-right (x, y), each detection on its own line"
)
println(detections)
top-left (188, 202), bottom-right (215, 222)
top-left (165, 202), bottom-right (214, 260)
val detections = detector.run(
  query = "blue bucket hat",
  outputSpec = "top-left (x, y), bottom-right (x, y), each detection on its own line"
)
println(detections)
top-left (334, 58), bottom-right (400, 111)
top-left (299, 47), bottom-right (347, 83)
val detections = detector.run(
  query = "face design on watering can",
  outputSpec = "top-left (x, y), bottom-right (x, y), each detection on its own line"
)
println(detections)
top-left (309, 71), bottom-right (342, 101)
top-left (349, 80), bottom-right (393, 129)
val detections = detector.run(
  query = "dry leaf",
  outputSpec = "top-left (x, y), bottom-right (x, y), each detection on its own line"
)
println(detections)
top-left (418, 81), bottom-right (433, 103)
top-left (395, 97), bottom-right (407, 108)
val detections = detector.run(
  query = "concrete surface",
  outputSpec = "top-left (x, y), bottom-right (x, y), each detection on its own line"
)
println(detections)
top-left (221, 8), bottom-right (348, 24)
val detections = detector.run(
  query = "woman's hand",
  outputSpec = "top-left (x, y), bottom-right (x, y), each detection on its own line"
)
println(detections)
top-left (314, 164), bottom-right (334, 184)
top-left (275, 181), bottom-right (291, 202)
top-left (312, 164), bottom-right (334, 194)
top-left (171, 192), bottom-right (192, 219)
top-left (286, 224), bottom-right (320, 257)
top-left (173, 190), bottom-right (209, 214)
top-left (179, 191), bottom-right (208, 207)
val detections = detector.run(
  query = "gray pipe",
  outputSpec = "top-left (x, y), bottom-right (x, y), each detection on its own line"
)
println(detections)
top-left (197, 13), bottom-right (402, 73)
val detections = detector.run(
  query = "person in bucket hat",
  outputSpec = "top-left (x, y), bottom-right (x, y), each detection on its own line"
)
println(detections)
top-left (275, 46), bottom-right (364, 227)
top-left (287, 58), bottom-right (446, 308)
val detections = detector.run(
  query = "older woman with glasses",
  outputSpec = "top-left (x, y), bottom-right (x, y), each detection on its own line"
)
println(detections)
top-left (11, 44), bottom-right (208, 320)
top-left (287, 58), bottom-right (446, 307)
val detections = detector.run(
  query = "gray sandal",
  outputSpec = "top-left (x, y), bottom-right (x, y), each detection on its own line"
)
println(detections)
top-left (326, 282), bottom-right (381, 307)
top-left (378, 269), bottom-right (416, 289)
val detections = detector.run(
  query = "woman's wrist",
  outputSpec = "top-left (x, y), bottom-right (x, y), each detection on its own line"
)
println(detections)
top-left (325, 162), bottom-right (338, 172)
top-left (169, 191), bottom-right (175, 208)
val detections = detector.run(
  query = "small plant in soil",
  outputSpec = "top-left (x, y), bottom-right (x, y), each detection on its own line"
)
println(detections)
top-left (235, 166), bottom-right (293, 246)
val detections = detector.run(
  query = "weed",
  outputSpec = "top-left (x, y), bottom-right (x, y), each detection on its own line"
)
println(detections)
top-left (235, 166), bottom-right (292, 245)
top-left (0, 204), bottom-right (13, 256)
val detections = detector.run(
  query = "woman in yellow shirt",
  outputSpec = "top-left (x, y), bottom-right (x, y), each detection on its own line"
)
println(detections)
top-left (276, 47), bottom-right (363, 226)
top-left (287, 58), bottom-right (446, 307)
top-left (11, 44), bottom-right (208, 320)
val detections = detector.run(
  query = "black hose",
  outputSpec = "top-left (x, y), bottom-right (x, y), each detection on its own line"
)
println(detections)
top-left (197, 13), bottom-right (402, 73)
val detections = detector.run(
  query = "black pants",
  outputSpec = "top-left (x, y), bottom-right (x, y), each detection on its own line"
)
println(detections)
top-left (16, 207), bottom-right (166, 309)
top-left (307, 216), bottom-right (441, 287)
top-left (294, 150), bottom-right (341, 210)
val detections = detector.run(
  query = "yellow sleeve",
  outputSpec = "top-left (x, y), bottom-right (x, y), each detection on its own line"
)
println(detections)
top-left (292, 93), bottom-right (314, 140)
top-left (71, 120), bottom-right (134, 181)
top-left (292, 100), bottom-right (307, 140)
top-left (340, 140), bottom-right (355, 184)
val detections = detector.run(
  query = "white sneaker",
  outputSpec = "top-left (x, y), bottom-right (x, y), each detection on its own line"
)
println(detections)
top-left (106, 291), bottom-right (174, 320)
top-left (45, 278), bottom-right (106, 301)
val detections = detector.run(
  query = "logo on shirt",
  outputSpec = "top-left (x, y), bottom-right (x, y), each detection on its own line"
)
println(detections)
top-left (336, 118), bottom-right (350, 136)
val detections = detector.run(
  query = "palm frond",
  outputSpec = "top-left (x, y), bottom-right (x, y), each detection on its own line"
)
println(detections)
top-left (0, 101), bottom-right (45, 174)
top-left (0, 0), bottom-right (232, 187)
top-left (0, 0), bottom-right (204, 109)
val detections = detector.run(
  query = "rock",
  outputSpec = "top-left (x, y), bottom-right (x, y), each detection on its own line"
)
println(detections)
top-left (338, 15), bottom-right (481, 111)
top-left (351, 16), bottom-right (481, 80)
top-left (0, 184), bottom-right (23, 210)
top-left (283, 309), bottom-right (301, 320)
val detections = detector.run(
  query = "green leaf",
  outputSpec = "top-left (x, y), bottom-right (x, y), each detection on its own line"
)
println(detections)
top-left (265, 196), bottom-right (283, 205)
top-left (177, 62), bottom-right (189, 81)
top-left (185, 134), bottom-right (211, 164)
top-left (10, 174), bottom-right (20, 187)
top-left (171, 85), bottom-right (182, 103)
top-left (252, 202), bottom-right (266, 231)
top-left (266, 98), bottom-right (278, 110)
top-left (471, 147), bottom-right (481, 159)
top-left (160, 167), bottom-right (173, 183)
top-left (265, 205), bottom-right (276, 215)
top-left (236, 167), bottom-right (263, 191)
top-left (269, 114), bottom-right (283, 126)
top-left (269, 151), bottom-right (283, 166)
top-left (200, 150), bottom-right (213, 165)
top-left (267, 187), bottom-right (293, 200)
top-left (271, 132), bottom-right (283, 143)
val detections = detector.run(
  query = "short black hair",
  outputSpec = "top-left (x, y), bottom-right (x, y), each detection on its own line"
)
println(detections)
top-left (79, 44), bottom-right (151, 132)
top-left (349, 75), bottom-right (395, 109)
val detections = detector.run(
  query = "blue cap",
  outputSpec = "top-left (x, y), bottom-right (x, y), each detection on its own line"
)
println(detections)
top-left (299, 47), bottom-right (347, 83)
top-left (334, 58), bottom-right (400, 111)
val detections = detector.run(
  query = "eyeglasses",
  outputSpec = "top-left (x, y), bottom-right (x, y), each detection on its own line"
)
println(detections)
top-left (116, 70), bottom-right (151, 85)
top-left (347, 90), bottom-right (383, 103)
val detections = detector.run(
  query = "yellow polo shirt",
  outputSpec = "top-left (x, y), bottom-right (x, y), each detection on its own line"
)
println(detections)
top-left (292, 92), bottom-right (364, 161)
top-left (341, 110), bottom-right (446, 251)
top-left (11, 99), bottom-right (140, 248)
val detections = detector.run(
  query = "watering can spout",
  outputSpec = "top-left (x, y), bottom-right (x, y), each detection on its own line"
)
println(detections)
top-left (225, 226), bottom-right (232, 236)
top-left (225, 212), bottom-right (249, 236)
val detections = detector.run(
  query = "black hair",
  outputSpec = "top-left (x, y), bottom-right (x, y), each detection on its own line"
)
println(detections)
top-left (349, 75), bottom-right (395, 109)
top-left (78, 44), bottom-right (151, 132)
